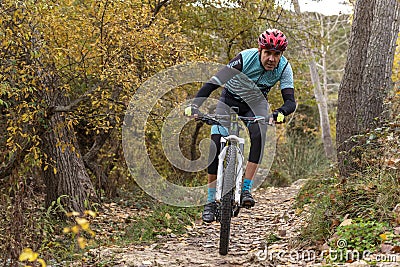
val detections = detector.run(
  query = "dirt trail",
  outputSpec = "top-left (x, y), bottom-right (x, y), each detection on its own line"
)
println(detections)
top-left (89, 181), bottom-right (310, 266)
top-left (88, 181), bottom-right (400, 267)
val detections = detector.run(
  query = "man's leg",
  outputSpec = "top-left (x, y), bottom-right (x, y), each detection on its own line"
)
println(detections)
top-left (202, 134), bottom-right (221, 223)
top-left (241, 107), bottom-right (268, 207)
top-left (206, 174), bottom-right (217, 203)
top-left (243, 161), bottom-right (258, 189)
top-left (241, 161), bottom-right (258, 207)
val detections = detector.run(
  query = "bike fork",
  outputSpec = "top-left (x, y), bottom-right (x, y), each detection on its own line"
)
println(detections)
top-left (215, 137), bottom-right (245, 206)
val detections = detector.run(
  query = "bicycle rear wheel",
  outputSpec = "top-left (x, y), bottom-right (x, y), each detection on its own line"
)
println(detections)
top-left (219, 145), bottom-right (237, 255)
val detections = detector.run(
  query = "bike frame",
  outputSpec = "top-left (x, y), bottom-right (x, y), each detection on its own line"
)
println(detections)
top-left (215, 134), bottom-right (244, 205)
top-left (194, 107), bottom-right (268, 255)
top-left (215, 107), bottom-right (245, 207)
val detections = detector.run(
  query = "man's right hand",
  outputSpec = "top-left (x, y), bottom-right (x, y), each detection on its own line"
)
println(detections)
top-left (184, 104), bottom-right (199, 117)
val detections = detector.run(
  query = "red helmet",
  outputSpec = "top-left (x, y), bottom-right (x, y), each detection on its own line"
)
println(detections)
top-left (258, 29), bottom-right (288, 51)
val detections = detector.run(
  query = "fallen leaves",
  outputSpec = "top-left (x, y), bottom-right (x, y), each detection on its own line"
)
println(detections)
top-left (385, 158), bottom-right (400, 169)
top-left (339, 218), bottom-right (353, 227)
top-left (19, 248), bottom-right (46, 267)
top-left (81, 186), bottom-right (311, 266)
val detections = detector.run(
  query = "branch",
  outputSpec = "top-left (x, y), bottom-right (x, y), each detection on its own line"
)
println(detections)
top-left (83, 127), bottom-right (114, 163)
top-left (0, 140), bottom-right (32, 180)
top-left (144, 0), bottom-right (170, 28)
top-left (83, 85), bottom-right (122, 168)
top-left (0, 117), bottom-right (47, 179)
top-left (51, 85), bottom-right (97, 113)
top-left (326, 69), bottom-right (345, 73)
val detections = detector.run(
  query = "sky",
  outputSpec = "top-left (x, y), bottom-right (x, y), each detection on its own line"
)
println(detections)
top-left (276, 0), bottom-right (353, 16)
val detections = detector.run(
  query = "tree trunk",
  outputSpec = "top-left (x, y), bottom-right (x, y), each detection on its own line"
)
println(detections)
top-left (309, 58), bottom-right (335, 159)
top-left (28, 19), bottom-right (98, 213)
top-left (36, 66), bottom-right (97, 213)
top-left (42, 110), bottom-right (96, 213)
top-left (291, 0), bottom-right (336, 160)
top-left (336, 0), bottom-right (400, 176)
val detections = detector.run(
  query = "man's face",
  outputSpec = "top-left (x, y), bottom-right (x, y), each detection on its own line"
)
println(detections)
top-left (259, 48), bottom-right (282, 70)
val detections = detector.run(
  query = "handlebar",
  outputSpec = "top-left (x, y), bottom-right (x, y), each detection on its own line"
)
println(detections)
top-left (194, 113), bottom-right (274, 126)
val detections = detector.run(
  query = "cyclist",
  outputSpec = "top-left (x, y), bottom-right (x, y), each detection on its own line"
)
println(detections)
top-left (185, 29), bottom-right (296, 223)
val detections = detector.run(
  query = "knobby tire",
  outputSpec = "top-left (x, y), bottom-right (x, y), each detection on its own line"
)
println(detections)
top-left (219, 145), bottom-right (237, 255)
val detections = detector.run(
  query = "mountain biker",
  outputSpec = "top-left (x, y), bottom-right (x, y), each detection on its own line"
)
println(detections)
top-left (184, 29), bottom-right (296, 223)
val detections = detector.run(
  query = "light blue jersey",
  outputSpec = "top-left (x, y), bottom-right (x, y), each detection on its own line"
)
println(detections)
top-left (224, 48), bottom-right (294, 102)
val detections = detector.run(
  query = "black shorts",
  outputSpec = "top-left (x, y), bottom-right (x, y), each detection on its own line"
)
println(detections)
top-left (207, 89), bottom-right (269, 175)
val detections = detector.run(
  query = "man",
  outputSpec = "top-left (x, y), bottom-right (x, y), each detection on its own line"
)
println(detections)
top-left (185, 29), bottom-right (296, 223)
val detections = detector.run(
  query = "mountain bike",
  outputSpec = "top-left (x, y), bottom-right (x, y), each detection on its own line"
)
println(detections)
top-left (195, 107), bottom-right (271, 255)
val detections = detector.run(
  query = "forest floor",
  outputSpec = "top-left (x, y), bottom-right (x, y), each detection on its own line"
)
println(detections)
top-left (83, 180), bottom-right (400, 267)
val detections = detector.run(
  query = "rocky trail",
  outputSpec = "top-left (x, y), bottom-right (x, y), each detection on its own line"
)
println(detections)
top-left (88, 181), bottom-right (310, 266)
top-left (87, 180), bottom-right (400, 267)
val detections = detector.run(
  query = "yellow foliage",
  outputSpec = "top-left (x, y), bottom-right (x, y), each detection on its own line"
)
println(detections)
top-left (0, 0), bottom-right (202, 175)
top-left (392, 33), bottom-right (400, 116)
top-left (77, 237), bottom-right (87, 249)
top-left (63, 210), bottom-right (97, 249)
top-left (71, 225), bottom-right (80, 234)
top-left (393, 33), bottom-right (400, 83)
top-left (66, 211), bottom-right (80, 217)
top-left (380, 233), bottom-right (388, 240)
top-left (75, 217), bottom-right (90, 230)
top-left (19, 248), bottom-right (46, 267)
top-left (84, 210), bottom-right (97, 218)
top-left (19, 248), bottom-right (38, 262)
top-left (37, 259), bottom-right (47, 267)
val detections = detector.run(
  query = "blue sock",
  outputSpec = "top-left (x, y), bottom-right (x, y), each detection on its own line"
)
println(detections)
top-left (242, 179), bottom-right (253, 192)
top-left (207, 188), bottom-right (216, 203)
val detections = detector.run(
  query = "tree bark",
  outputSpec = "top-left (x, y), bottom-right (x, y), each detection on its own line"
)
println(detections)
top-left (27, 18), bottom-right (98, 213)
top-left (336, 0), bottom-right (400, 176)
top-left (42, 110), bottom-right (96, 213)
top-left (309, 58), bottom-right (335, 159)
top-left (291, 0), bottom-right (336, 160)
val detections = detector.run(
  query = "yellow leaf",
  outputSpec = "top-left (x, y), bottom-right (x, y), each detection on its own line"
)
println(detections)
top-left (87, 229), bottom-right (96, 237)
top-left (37, 258), bottom-right (47, 267)
top-left (77, 237), bottom-right (86, 249)
top-left (295, 207), bottom-right (303, 215)
top-left (380, 233), bottom-right (388, 240)
top-left (71, 225), bottom-right (80, 234)
top-left (66, 211), bottom-right (80, 217)
top-left (53, 167), bottom-right (57, 174)
top-left (19, 248), bottom-right (38, 262)
top-left (165, 213), bottom-right (171, 220)
top-left (84, 210), bottom-right (97, 218)
top-left (76, 218), bottom-right (90, 230)
top-left (63, 227), bottom-right (70, 233)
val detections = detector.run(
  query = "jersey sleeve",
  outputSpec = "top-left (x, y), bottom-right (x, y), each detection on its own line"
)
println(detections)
top-left (193, 54), bottom-right (243, 107)
top-left (279, 62), bottom-right (294, 89)
top-left (212, 53), bottom-right (243, 85)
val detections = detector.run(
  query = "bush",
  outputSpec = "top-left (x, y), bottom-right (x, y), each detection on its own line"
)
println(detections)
top-left (265, 104), bottom-right (331, 187)
top-left (296, 117), bottom-right (400, 248)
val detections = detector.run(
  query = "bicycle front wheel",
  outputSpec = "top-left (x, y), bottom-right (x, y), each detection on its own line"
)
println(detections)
top-left (219, 145), bottom-right (237, 255)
